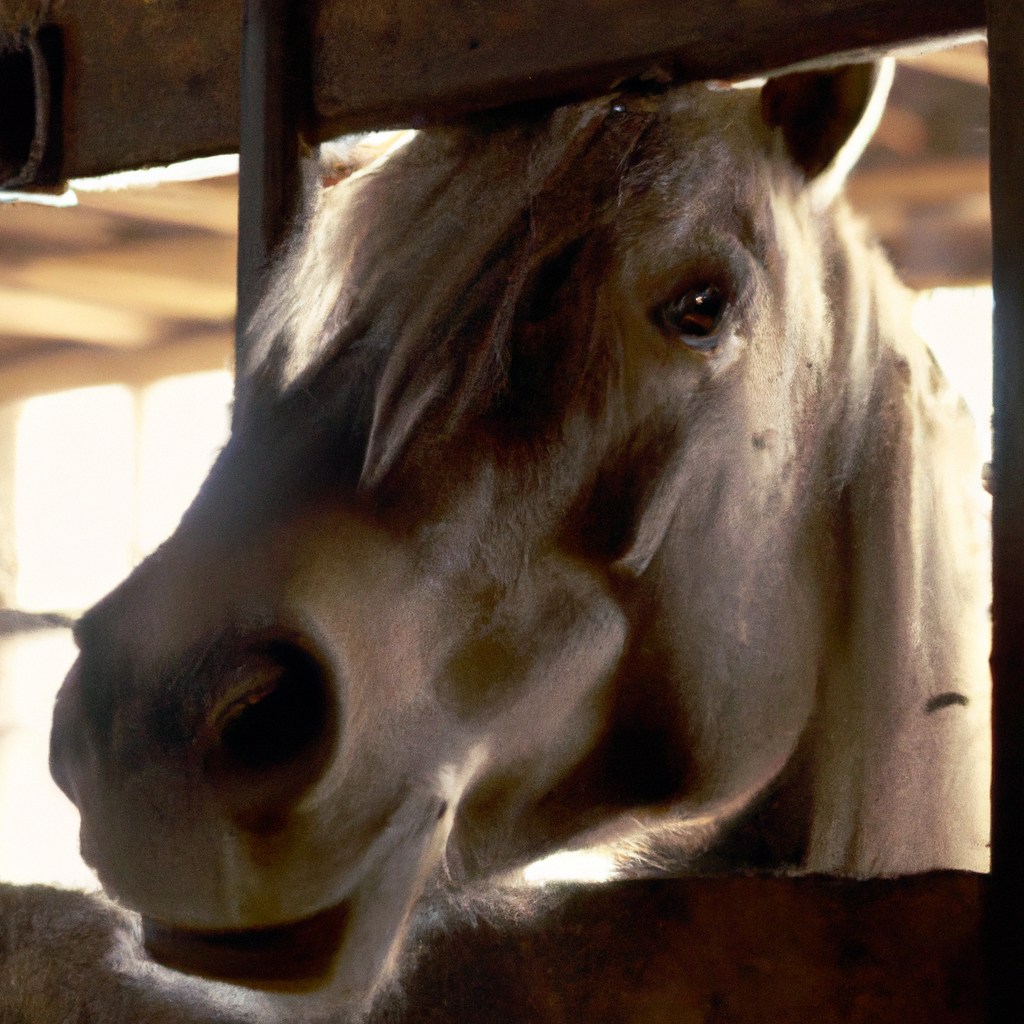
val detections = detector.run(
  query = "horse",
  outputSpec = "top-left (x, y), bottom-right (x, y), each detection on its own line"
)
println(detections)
top-left (48, 62), bottom-right (990, 1013)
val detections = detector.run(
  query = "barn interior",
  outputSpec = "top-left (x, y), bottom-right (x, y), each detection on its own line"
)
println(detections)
top-left (0, 37), bottom-right (994, 891)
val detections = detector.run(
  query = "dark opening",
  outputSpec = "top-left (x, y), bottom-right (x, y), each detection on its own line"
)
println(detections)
top-left (0, 42), bottom-right (36, 183)
top-left (0, 27), bottom-right (62, 188)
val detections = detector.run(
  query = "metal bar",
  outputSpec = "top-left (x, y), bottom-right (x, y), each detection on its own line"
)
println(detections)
top-left (987, 0), bottom-right (1024, 1018)
top-left (234, 0), bottom-right (307, 398)
top-left (373, 874), bottom-right (984, 1023)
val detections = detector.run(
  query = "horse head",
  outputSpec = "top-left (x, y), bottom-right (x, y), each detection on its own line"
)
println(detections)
top-left (50, 65), bottom-right (989, 1007)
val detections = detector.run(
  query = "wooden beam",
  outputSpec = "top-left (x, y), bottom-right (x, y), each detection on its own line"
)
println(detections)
top-left (0, 873), bottom-right (987, 1022)
top-left (986, 0), bottom-right (1024, 1018)
top-left (376, 874), bottom-right (985, 1024)
top-left (0, 332), bottom-right (233, 406)
top-left (9, 260), bottom-right (236, 324)
top-left (847, 158), bottom-right (990, 207)
top-left (1, 0), bottom-right (987, 186)
top-left (1, 0), bottom-right (241, 185)
top-left (73, 179), bottom-right (239, 236)
top-left (311, 1), bottom-right (986, 141)
top-left (846, 158), bottom-right (991, 288)
top-left (1, 178), bottom-right (238, 362)
top-left (0, 286), bottom-right (156, 348)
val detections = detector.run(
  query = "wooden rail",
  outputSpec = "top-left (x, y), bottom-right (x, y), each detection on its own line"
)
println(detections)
top-left (987, 0), bottom-right (1024, 1019)
top-left (0, 0), bottom-right (985, 187)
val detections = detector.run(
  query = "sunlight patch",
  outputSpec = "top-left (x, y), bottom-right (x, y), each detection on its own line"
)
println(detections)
top-left (912, 285), bottom-right (993, 463)
top-left (521, 848), bottom-right (619, 885)
top-left (13, 371), bottom-right (232, 614)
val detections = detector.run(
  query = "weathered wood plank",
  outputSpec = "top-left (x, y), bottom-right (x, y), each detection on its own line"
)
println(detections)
top-left (0, 0), bottom-right (987, 185)
top-left (311, 0), bottom-right (985, 139)
top-left (1, 0), bottom-right (241, 184)
top-left (375, 874), bottom-right (986, 1024)
top-left (986, 0), bottom-right (1024, 1019)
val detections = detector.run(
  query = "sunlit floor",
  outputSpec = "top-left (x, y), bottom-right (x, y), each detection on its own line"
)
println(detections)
top-left (0, 288), bottom-right (995, 891)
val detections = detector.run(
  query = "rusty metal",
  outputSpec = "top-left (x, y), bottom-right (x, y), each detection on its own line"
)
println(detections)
top-left (1, 0), bottom-right (241, 187)
top-left (0, 0), bottom-right (987, 188)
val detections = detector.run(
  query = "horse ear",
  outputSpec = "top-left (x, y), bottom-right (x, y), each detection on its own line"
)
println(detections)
top-left (806, 306), bottom-right (991, 874)
top-left (761, 60), bottom-right (894, 202)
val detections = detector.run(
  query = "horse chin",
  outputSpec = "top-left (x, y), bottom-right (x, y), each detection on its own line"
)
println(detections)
top-left (140, 765), bottom-right (478, 1001)
top-left (142, 900), bottom-right (352, 994)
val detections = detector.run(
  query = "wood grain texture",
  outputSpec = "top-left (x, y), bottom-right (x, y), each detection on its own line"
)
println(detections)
top-left (51, 0), bottom-right (242, 181)
top-left (0, 874), bottom-right (987, 1023)
top-left (312, 0), bottom-right (985, 138)
top-left (1, 0), bottom-right (985, 183)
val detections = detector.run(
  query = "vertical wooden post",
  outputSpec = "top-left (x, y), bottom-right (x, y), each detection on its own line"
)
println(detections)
top-left (235, 0), bottom-right (308, 414)
top-left (988, 0), bottom-right (1024, 1018)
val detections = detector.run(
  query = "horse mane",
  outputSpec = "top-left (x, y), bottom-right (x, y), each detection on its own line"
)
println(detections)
top-left (236, 97), bottom-right (671, 489)
top-left (232, 82), bottom-right (990, 876)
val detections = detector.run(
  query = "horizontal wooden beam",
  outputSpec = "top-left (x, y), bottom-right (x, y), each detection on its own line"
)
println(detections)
top-left (847, 159), bottom-right (991, 288)
top-left (0, 332), bottom-right (233, 406)
top-left (1, 0), bottom-right (241, 185)
top-left (10, 270), bottom-right (233, 328)
top-left (0, 872), bottom-right (986, 1022)
top-left (0, 285), bottom-right (156, 348)
top-left (0, 0), bottom-right (986, 185)
top-left (72, 179), bottom-right (239, 236)
top-left (847, 158), bottom-right (990, 207)
top-left (901, 41), bottom-right (989, 85)
top-left (311, 1), bottom-right (986, 140)
top-left (377, 873), bottom-right (985, 1024)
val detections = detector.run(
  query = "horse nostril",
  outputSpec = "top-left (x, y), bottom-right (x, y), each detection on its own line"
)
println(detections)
top-left (218, 657), bottom-right (323, 771)
top-left (204, 641), bottom-right (336, 809)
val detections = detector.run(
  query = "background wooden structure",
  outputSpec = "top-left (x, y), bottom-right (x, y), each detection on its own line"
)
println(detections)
top-left (0, 48), bottom-right (992, 401)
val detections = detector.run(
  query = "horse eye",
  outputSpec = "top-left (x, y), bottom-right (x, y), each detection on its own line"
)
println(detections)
top-left (658, 283), bottom-right (727, 351)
